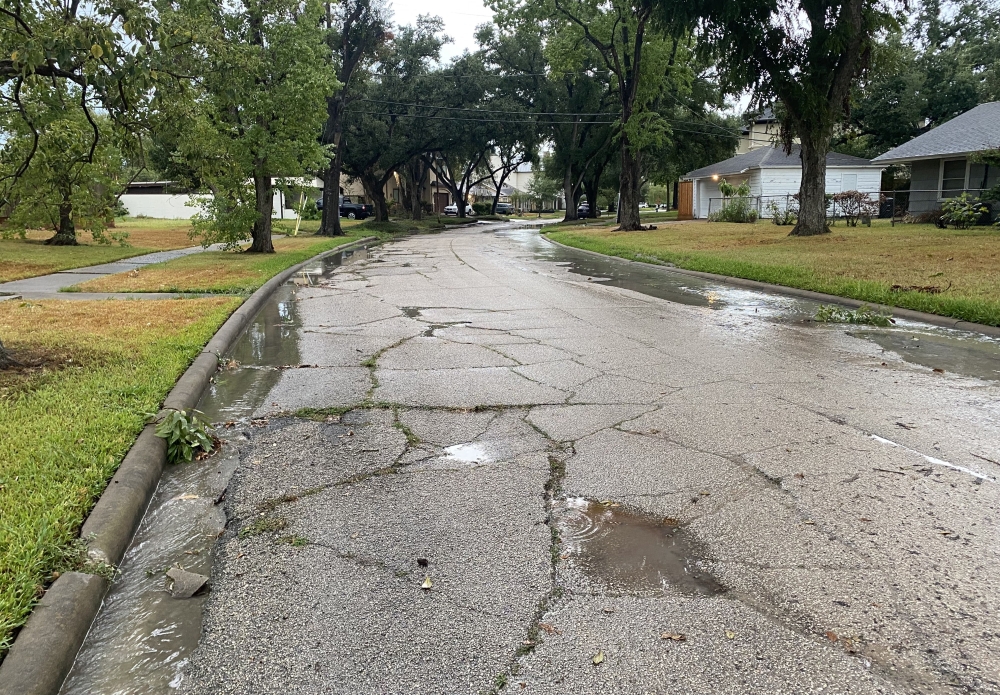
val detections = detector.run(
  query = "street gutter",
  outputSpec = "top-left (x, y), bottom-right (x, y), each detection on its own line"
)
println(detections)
top-left (0, 236), bottom-right (378, 695)
top-left (542, 235), bottom-right (1000, 339)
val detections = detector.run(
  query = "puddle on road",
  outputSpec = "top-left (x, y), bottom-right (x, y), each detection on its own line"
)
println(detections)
top-left (442, 442), bottom-right (491, 464)
top-left (557, 498), bottom-right (724, 596)
top-left (851, 328), bottom-right (1000, 382)
top-left (200, 246), bottom-right (372, 423)
top-left (495, 224), bottom-right (1000, 383)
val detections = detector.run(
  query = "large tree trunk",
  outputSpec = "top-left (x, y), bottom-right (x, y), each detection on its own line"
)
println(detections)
top-left (0, 338), bottom-right (18, 369)
top-left (405, 157), bottom-right (426, 221)
top-left (584, 178), bottom-right (600, 218)
top-left (46, 187), bottom-right (78, 246)
top-left (320, 164), bottom-right (343, 236)
top-left (249, 169), bottom-right (275, 253)
top-left (562, 166), bottom-right (579, 221)
top-left (618, 140), bottom-right (642, 231)
top-left (790, 132), bottom-right (831, 236)
top-left (491, 171), bottom-right (510, 215)
top-left (361, 174), bottom-right (389, 222)
top-left (456, 189), bottom-right (466, 219)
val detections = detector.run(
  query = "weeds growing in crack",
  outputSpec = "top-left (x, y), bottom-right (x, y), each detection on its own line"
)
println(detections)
top-left (258, 485), bottom-right (328, 513)
top-left (278, 535), bottom-right (309, 547)
top-left (392, 408), bottom-right (421, 446)
top-left (484, 451), bottom-right (569, 694)
top-left (238, 515), bottom-right (287, 539)
top-left (291, 406), bottom-right (353, 421)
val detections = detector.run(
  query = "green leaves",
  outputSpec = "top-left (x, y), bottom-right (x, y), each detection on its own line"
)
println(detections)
top-left (152, 409), bottom-right (215, 464)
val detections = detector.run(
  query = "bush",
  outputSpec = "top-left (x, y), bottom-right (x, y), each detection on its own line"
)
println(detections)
top-left (709, 179), bottom-right (758, 223)
top-left (472, 201), bottom-right (492, 215)
top-left (940, 193), bottom-right (988, 229)
top-left (765, 199), bottom-right (797, 226)
top-left (831, 191), bottom-right (882, 227)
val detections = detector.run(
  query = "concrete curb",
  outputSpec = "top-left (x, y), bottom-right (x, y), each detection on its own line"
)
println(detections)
top-left (542, 235), bottom-right (1000, 339)
top-left (0, 236), bottom-right (377, 695)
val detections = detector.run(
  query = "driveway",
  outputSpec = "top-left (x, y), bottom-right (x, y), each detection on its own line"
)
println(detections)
top-left (74, 224), bottom-right (1000, 694)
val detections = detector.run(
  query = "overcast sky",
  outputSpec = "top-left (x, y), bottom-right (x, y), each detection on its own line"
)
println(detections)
top-left (390, 0), bottom-right (495, 63)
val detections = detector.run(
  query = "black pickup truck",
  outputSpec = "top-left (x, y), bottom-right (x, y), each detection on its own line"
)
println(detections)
top-left (316, 195), bottom-right (372, 220)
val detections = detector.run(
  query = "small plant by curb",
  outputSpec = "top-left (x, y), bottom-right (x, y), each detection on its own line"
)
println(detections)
top-left (149, 408), bottom-right (215, 464)
top-left (814, 304), bottom-right (895, 327)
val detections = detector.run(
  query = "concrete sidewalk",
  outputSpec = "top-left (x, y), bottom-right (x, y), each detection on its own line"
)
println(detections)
top-left (0, 244), bottom-right (224, 300)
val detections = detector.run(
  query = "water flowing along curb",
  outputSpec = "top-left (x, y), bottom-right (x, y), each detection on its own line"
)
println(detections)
top-left (0, 236), bottom-right (377, 695)
top-left (542, 235), bottom-right (1000, 339)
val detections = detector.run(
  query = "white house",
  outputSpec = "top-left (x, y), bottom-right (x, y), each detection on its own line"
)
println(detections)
top-left (871, 101), bottom-right (1000, 215)
top-left (120, 178), bottom-right (323, 220)
top-left (681, 146), bottom-right (883, 219)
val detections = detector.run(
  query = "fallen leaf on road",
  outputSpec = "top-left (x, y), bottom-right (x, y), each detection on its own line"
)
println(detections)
top-left (421, 576), bottom-right (433, 590)
top-left (660, 632), bottom-right (686, 641)
top-left (826, 631), bottom-right (838, 642)
top-left (662, 517), bottom-right (680, 527)
top-left (592, 651), bottom-right (604, 665)
top-left (539, 623), bottom-right (561, 635)
top-left (725, 630), bottom-right (735, 639)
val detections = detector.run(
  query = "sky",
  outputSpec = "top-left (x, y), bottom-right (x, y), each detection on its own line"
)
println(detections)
top-left (390, 0), bottom-right (495, 63)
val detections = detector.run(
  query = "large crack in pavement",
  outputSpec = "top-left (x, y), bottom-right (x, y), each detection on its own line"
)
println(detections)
top-left (169, 227), bottom-right (1000, 695)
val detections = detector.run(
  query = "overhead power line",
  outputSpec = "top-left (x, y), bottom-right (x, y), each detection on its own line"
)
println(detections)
top-left (355, 98), bottom-right (619, 116)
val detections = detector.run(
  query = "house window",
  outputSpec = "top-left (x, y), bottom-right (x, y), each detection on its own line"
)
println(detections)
top-left (841, 173), bottom-right (857, 191)
top-left (940, 159), bottom-right (968, 198)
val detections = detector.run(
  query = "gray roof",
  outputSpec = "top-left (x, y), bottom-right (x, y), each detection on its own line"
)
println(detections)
top-left (873, 101), bottom-right (1000, 163)
top-left (683, 146), bottom-right (877, 180)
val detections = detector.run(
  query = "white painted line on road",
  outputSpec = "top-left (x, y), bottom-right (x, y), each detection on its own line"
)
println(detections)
top-left (869, 434), bottom-right (996, 483)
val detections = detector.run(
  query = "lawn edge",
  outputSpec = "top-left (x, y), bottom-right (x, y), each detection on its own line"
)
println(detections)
top-left (542, 235), bottom-right (1000, 338)
top-left (0, 236), bottom-right (378, 695)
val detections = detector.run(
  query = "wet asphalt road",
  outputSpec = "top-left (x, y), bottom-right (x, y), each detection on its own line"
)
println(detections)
top-left (180, 225), bottom-right (999, 694)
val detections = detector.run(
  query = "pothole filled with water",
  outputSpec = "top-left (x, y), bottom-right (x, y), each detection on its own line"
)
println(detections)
top-left (556, 498), bottom-right (724, 596)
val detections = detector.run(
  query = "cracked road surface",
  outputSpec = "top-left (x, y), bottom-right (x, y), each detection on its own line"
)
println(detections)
top-left (181, 226), bottom-right (1000, 695)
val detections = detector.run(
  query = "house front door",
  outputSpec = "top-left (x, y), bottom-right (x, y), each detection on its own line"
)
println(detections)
top-left (434, 193), bottom-right (449, 214)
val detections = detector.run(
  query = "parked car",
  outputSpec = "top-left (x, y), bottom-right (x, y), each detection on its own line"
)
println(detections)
top-left (494, 202), bottom-right (514, 215)
top-left (638, 202), bottom-right (649, 208)
top-left (338, 196), bottom-right (371, 220)
top-left (577, 202), bottom-right (594, 217)
top-left (443, 203), bottom-right (474, 216)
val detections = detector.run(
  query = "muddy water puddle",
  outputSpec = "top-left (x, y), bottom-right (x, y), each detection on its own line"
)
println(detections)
top-left (496, 224), bottom-right (1000, 383)
top-left (60, 446), bottom-right (239, 694)
top-left (557, 498), bottom-right (723, 596)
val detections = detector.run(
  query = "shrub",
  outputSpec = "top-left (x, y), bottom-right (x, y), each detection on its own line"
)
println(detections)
top-left (472, 201), bottom-right (492, 215)
top-left (709, 179), bottom-right (758, 223)
top-left (765, 199), bottom-right (798, 226)
top-left (940, 193), bottom-right (988, 229)
top-left (831, 191), bottom-right (882, 227)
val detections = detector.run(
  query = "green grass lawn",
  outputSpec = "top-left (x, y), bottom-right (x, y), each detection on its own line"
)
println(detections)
top-left (0, 219), bottom-right (200, 283)
top-left (0, 297), bottom-right (242, 656)
top-left (546, 218), bottom-right (1000, 326)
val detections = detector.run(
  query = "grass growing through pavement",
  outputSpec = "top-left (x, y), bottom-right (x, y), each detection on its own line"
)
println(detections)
top-left (546, 219), bottom-right (1000, 326)
top-left (72, 232), bottom-right (372, 294)
top-left (0, 297), bottom-right (241, 656)
top-left (0, 219), bottom-right (199, 283)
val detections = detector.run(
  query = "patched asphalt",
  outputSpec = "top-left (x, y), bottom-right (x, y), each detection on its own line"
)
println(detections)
top-left (179, 225), bottom-right (1000, 695)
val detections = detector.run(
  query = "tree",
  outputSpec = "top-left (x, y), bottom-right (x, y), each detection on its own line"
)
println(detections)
top-left (693, 0), bottom-right (899, 236)
top-left (339, 17), bottom-right (448, 221)
top-left (170, 0), bottom-right (336, 252)
top-left (318, 0), bottom-right (391, 237)
top-left (0, 85), bottom-right (131, 245)
top-left (551, 0), bottom-right (687, 231)
top-left (526, 163), bottom-right (562, 216)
